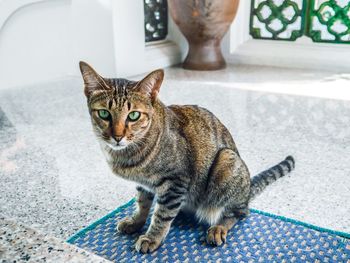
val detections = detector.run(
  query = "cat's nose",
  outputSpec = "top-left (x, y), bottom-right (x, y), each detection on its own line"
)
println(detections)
top-left (114, 136), bottom-right (123, 143)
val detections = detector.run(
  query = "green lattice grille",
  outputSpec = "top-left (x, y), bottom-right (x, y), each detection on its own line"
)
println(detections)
top-left (250, 0), bottom-right (307, 41)
top-left (308, 0), bottom-right (350, 43)
top-left (250, 0), bottom-right (350, 44)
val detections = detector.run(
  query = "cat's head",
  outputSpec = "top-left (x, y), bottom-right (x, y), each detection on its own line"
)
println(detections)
top-left (79, 61), bottom-right (164, 151)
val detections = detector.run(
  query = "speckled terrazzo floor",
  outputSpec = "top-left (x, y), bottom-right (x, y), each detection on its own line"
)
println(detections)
top-left (0, 215), bottom-right (109, 262)
top-left (0, 65), bottom-right (349, 259)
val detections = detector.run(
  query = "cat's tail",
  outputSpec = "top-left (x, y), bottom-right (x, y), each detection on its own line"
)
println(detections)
top-left (249, 156), bottom-right (295, 200)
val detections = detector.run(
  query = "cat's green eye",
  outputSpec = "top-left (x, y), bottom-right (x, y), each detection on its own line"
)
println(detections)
top-left (128, 111), bottom-right (141, 121)
top-left (98, 109), bottom-right (110, 120)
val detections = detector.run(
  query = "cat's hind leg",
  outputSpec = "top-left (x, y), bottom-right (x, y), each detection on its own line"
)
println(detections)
top-left (205, 148), bottom-right (251, 246)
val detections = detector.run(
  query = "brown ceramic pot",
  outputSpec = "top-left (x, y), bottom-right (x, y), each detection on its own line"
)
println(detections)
top-left (168, 0), bottom-right (240, 70)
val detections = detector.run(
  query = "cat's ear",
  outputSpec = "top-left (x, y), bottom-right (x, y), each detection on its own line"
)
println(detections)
top-left (79, 61), bottom-right (108, 97)
top-left (134, 69), bottom-right (164, 102)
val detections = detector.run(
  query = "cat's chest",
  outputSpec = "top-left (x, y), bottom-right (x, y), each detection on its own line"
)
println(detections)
top-left (112, 165), bottom-right (149, 179)
top-left (102, 148), bottom-right (153, 181)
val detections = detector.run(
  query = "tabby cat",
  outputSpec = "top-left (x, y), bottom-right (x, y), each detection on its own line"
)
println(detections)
top-left (79, 61), bottom-right (295, 253)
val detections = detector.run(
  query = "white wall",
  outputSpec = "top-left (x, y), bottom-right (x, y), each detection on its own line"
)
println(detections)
top-left (0, 0), bottom-right (182, 89)
top-left (0, 0), bottom-right (72, 89)
top-left (71, 0), bottom-right (116, 77)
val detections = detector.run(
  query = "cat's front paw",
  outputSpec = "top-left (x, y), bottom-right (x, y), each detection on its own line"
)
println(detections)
top-left (117, 218), bottom-right (144, 234)
top-left (135, 234), bottom-right (161, 253)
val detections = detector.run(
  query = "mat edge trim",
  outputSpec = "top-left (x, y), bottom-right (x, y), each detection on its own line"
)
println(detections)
top-left (66, 198), bottom-right (350, 244)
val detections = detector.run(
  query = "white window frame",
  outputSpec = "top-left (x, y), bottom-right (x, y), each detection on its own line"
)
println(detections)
top-left (111, 0), bottom-right (182, 77)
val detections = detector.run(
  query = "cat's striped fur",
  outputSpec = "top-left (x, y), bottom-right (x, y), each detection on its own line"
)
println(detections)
top-left (79, 61), bottom-right (295, 253)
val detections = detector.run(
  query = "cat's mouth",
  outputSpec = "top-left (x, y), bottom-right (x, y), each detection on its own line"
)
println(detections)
top-left (105, 141), bottom-right (128, 151)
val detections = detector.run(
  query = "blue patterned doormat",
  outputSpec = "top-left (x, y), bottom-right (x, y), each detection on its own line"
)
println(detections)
top-left (67, 199), bottom-right (350, 262)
